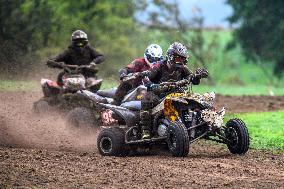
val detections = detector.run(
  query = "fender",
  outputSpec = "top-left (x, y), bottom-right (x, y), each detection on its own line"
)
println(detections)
top-left (99, 103), bottom-right (140, 126)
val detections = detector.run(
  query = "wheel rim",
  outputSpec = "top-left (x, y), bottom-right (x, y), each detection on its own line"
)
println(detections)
top-left (100, 137), bottom-right (113, 153)
top-left (226, 127), bottom-right (239, 147)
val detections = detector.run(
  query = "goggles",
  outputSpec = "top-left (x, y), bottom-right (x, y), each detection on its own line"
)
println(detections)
top-left (73, 39), bottom-right (88, 47)
top-left (146, 54), bottom-right (162, 64)
top-left (174, 55), bottom-right (188, 64)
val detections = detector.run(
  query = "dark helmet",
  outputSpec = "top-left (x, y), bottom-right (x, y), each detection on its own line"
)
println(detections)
top-left (166, 42), bottom-right (189, 66)
top-left (71, 30), bottom-right (88, 47)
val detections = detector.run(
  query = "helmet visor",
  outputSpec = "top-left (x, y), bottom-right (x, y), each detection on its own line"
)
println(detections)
top-left (174, 55), bottom-right (188, 64)
top-left (73, 39), bottom-right (88, 47)
top-left (146, 54), bottom-right (162, 64)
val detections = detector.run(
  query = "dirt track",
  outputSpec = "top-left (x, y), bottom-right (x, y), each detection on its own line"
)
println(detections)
top-left (1, 91), bottom-right (284, 188)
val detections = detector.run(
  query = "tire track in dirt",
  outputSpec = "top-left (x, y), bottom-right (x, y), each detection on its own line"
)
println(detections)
top-left (1, 143), bottom-right (283, 188)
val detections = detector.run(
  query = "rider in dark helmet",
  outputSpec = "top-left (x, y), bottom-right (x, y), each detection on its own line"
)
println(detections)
top-left (140, 42), bottom-right (209, 139)
top-left (47, 30), bottom-right (105, 85)
top-left (112, 44), bottom-right (164, 105)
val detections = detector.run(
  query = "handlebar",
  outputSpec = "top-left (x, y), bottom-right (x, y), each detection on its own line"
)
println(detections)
top-left (47, 60), bottom-right (96, 74)
top-left (122, 70), bottom-right (150, 82)
top-left (150, 79), bottom-right (190, 93)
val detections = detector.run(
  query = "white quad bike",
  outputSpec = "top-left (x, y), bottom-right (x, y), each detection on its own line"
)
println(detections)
top-left (33, 61), bottom-right (103, 114)
top-left (64, 71), bottom-right (150, 128)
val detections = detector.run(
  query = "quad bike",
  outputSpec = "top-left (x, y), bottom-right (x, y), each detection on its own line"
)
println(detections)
top-left (33, 61), bottom-right (103, 114)
top-left (65, 70), bottom-right (150, 128)
top-left (97, 79), bottom-right (250, 157)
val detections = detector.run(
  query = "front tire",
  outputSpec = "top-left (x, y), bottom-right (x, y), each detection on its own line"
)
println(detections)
top-left (66, 107), bottom-right (96, 128)
top-left (167, 120), bottom-right (190, 157)
top-left (225, 118), bottom-right (250, 154)
top-left (97, 127), bottom-right (129, 156)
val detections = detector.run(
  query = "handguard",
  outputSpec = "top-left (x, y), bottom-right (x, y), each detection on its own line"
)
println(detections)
top-left (46, 60), bottom-right (64, 68)
top-left (122, 70), bottom-right (150, 82)
top-left (148, 79), bottom-right (190, 93)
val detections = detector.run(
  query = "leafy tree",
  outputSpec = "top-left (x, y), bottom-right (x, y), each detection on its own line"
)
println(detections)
top-left (227, 0), bottom-right (284, 77)
top-left (136, 0), bottom-right (218, 84)
top-left (0, 0), bottom-right (138, 78)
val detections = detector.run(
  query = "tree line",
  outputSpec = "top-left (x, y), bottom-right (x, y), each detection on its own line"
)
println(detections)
top-left (0, 0), bottom-right (283, 80)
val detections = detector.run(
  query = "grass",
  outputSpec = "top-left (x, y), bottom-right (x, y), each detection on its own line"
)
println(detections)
top-left (0, 80), bottom-right (38, 91)
top-left (225, 110), bottom-right (284, 151)
top-left (1, 79), bottom-right (284, 96)
top-left (193, 84), bottom-right (284, 96)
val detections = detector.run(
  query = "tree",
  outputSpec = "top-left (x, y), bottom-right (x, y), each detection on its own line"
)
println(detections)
top-left (136, 0), bottom-right (218, 84)
top-left (0, 0), bottom-right (138, 78)
top-left (227, 0), bottom-right (284, 77)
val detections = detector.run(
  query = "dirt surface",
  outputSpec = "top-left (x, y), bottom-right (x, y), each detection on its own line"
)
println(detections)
top-left (1, 143), bottom-right (284, 189)
top-left (0, 91), bottom-right (284, 188)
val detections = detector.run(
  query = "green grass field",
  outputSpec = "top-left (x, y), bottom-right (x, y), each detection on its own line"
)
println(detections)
top-left (194, 85), bottom-right (284, 96)
top-left (226, 111), bottom-right (284, 151)
top-left (0, 80), bottom-right (38, 91)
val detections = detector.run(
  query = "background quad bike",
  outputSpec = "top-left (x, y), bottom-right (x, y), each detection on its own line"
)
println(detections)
top-left (33, 61), bottom-right (104, 127)
top-left (34, 70), bottom-right (150, 129)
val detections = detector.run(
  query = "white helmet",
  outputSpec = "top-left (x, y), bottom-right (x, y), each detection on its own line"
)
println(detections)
top-left (144, 44), bottom-right (163, 64)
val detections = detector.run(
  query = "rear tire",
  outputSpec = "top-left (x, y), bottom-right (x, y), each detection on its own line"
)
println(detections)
top-left (167, 120), bottom-right (190, 157)
top-left (97, 127), bottom-right (129, 156)
top-left (66, 107), bottom-right (96, 128)
top-left (225, 118), bottom-right (250, 154)
top-left (42, 83), bottom-right (60, 97)
top-left (33, 100), bottom-right (51, 114)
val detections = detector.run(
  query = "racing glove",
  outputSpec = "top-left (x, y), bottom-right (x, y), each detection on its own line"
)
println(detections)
top-left (89, 62), bottom-right (97, 69)
top-left (195, 68), bottom-right (209, 79)
top-left (46, 60), bottom-right (64, 68)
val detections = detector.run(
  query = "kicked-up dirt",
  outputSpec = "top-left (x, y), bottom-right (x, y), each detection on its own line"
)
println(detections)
top-left (0, 91), bottom-right (284, 188)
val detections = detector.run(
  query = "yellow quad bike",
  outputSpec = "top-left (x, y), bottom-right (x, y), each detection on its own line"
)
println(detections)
top-left (97, 79), bottom-right (250, 157)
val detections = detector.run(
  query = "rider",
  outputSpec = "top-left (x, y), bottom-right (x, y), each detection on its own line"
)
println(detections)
top-left (140, 42), bottom-right (209, 139)
top-left (47, 30), bottom-right (105, 86)
top-left (112, 44), bottom-right (163, 105)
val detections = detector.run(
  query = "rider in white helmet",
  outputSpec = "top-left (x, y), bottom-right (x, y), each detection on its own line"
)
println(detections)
top-left (112, 44), bottom-right (163, 105)
top-left (144, 44), bottom-right (163, 64)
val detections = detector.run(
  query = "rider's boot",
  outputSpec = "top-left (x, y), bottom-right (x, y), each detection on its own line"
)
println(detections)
top-left (112, 82), bottom-right (133, 106)
top-left (140, 110), bottom-right (151, 139)
top-left (142, 129), bottom-right (150, 139)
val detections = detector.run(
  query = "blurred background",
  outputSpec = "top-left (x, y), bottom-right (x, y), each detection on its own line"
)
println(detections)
top-left (0, 0), bottom-right (283, 94)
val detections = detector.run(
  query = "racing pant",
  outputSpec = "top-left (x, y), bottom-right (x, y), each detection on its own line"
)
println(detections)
top-left (113, 81), bottom-right (136, 105)
top-left (140, 91), bottom-right (160, 131)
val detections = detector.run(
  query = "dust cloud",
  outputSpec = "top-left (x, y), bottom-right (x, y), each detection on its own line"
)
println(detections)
top-left (0, 91), bottom-right (99, 152)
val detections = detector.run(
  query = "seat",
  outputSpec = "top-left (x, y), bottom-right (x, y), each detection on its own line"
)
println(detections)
top-left (96, 87), bottom-right (117, 98)
top-left (120, 101), bottom-right (141, 111)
